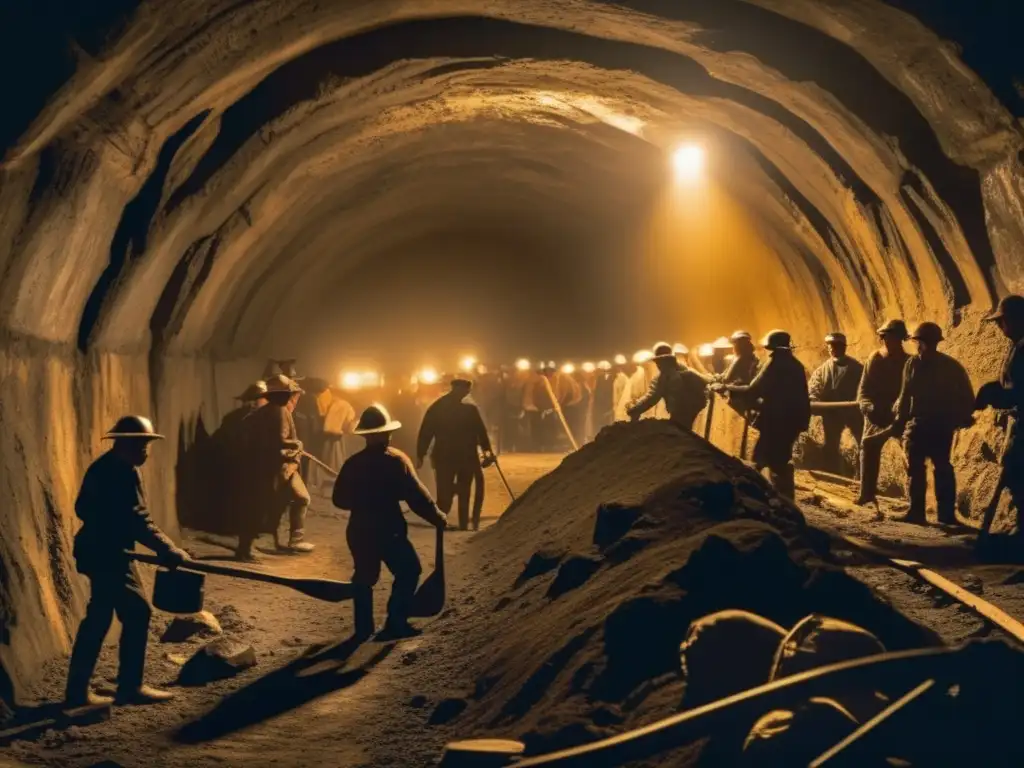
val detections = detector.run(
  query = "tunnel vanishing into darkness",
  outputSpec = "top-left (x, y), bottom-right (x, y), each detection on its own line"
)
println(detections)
top-left (0, 0), bottom-right (1022, 705)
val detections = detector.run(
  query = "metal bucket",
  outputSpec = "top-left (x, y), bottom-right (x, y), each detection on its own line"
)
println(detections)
top-left (152, 567), bottom-right (206, 614)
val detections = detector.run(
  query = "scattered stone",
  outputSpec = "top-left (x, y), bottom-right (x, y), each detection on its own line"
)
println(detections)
top-left (161, 611), bottom-right (223, 643)
top-left (961, 574), bottom-right (984, 595)
top-left (165, 653), bottom-right (189, 666)
top-left (215, 604), bottom-right (255, 633)
top-left (177, 637), bottom-right (257, 686)
top-left (515, 549), bottom-right (565, 586)
top-left (428, 698), bottom-right (468, 725)
top-left (546, 555), bottom-right (603, 599)
top-left (409, 695), bottom-right (428, 709)
top-left (401, 651), bottom-right (420, 666)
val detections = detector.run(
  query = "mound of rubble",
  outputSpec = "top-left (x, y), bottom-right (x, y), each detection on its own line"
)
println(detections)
top-left (412, 420), bottom-right (939, 762)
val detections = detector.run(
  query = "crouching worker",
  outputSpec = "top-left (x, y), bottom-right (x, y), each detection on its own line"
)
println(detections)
top-left (333, 404), bottom-right (447, 640)
top-left (66, 416), bottom-right (189, 707)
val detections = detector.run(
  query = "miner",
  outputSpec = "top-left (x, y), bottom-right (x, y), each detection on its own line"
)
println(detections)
top-left (66, 416), bottom-right (189, 707)
top-left (592, 360), bottom-right (616, 431)
top-left (416, 376), bottom-right (496, 531)
top-left (975, 295), bottom-right (1024, 535)
top-left (611, 355), bottom-right (631, 422)
top-left (221, 380), bottom-right (268, 432)
top-left (263, 359), bottom-right (322, 487)
top-left (248, 374), bottom-right (315, 553)
top-left (893, 322), bottom-right (975, 525)
top-left (855, 320), bottom-right (910, 506)
top-left (808, 332), bottom-right (864, 475)
top-left (627, 341), bottom-right (708, 430)
top-left (333, 404), bottom-right (447, 639)
top-left (321, 386), bottom-right (357, 481)
top-left (716, 330), bottom-right (762, 417)
top-left (715, 330), bottom-right (811, 499)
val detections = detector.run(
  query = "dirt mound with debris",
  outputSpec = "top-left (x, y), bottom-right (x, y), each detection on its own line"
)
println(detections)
top-left (407, 421), bottom-right (939, 763)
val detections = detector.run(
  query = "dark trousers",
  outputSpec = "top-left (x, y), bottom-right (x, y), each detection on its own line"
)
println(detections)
top-left (435, 457), bottom-right (476, 530)
top-left (753, 429), bottom-right (799, 500)
top-left (859, 421), bottom-right (903, 502)
top-left (472, 463), bottom-right (485, 529)
top-left (499, 405), bottom-right (521, 454)
top-left (66, 568), bottom-right (151, 697)
top-left (821, 412), bottom-right (863, 476)
top-left (348, 529), bottom-right (422, 627)
top-left (903, 421), bottom-right (957, 522)
top-left (525, 411), bottom-right (544, 451)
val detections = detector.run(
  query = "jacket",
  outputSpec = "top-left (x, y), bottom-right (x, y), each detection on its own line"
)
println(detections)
top-left (245, 403), bottom-right (303, 483)
top-left (857, 349), bottom-right (909, 428)
top-left (332, 444), bottom-right (445, 538)
top-left (895, 351), bottom-right (975, 431)
top-left (627, 360), bottom-right (707, 428)
top-left (73, 451), bottom-right (177, 575)
top-left (809, 355), bottom-right (864, 403)
top-left (730, 349), bottom-right (811, 435)
top-left (417, 392), bottom-right (492, 462)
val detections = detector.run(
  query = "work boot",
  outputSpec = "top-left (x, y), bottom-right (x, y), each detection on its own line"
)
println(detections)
top-left (65, 689), bottom-right (114, 708)
top-left (116, 685), bottom-right (176, 705)
top-left (353, 587), bottom-right (375, 641)
top-left (286, 538), bottom-right (315, 553)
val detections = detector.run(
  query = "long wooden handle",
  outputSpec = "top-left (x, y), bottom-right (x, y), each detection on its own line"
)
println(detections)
top-left (130, 551), bottom-right (294, 586)
top-left (702, 391), bottom-right (716, 440)
top-left (542, 376), bottom-right (579, 451)
top-left (302, 451), bottom-right (338, 476)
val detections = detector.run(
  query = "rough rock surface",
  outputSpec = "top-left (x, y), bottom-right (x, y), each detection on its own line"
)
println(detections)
top-left (160, 612), bottom-right (223, 644)
top-left (0, 0), bottom-right (1022, 703)
top-left (369, 421), bottom-right (937, 764)
top-left (177, 638), bottom-right (257, 687)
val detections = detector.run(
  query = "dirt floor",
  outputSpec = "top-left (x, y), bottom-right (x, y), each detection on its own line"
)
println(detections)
top-left (4, 439), bottom-right (1024, 768)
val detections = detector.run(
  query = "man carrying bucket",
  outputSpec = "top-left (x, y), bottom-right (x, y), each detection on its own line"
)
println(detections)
top-left (333, 404), bottom-right (447, 640)
top-left (66, 415), bottom-right (189, 707)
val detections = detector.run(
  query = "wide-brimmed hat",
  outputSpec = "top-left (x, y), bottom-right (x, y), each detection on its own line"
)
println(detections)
top-left (102, 415), bottom-right (164, 441)
top-left (265, 374), bottom-right (304, 395)
top-left (673, 343), bottom-right (690, 356)
top-left (729, 330), bottom-right (753, 343)
top-left (450, 374), bottom-right (473, 387)
top-left (984, 295), bottom-right (1024, 324)
top-left (824, 332), bottom-right (847, 345)
top-left (876, 319), bottom-right (909, 339)
top-left (235, 381), bottom-right (268, 401)
top-left (353, 403), bottom-right (402, 435)
top-left (761, 329), bottom-right (792, 350)
top-left (262, 358), bottom-right (305, 381)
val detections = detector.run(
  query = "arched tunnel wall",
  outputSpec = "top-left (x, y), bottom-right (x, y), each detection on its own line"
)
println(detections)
top-left (1, 0), bottom-right (1022, 704)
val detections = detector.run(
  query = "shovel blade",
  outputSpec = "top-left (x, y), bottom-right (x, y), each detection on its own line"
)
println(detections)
top-left (291, 578), bottom-right (356, 603)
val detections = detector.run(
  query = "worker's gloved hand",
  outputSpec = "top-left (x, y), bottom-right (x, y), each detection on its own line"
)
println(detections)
top-left (434, 512), bottom-right (448, 530)
top-left (163, 547), bottom-right (188, 570)
top-left (860, 402), bottom-right (874, 415)
top-left (709, 383), bottom-right (726, 393)
top-left (480, 453), bottom-right (496, 468)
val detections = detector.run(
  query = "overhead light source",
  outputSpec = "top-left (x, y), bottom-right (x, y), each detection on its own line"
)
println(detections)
top-left (613, 354), bottom-right (627, 366)
top-left (597, 360), bottom-right (612, 371)
top-left (633, 349), bottom-right (653, 364)
top-left (515, 358), bottom-right (531, 371)
top-left (340, 371), bottom-right (363, 390)
top-left (581, 362), bottom-right (596, 373)
top-left (460, 356), bottom-right (477, 373)
top-left (419, 367), bottom-right (439, 385)
top-left (672, 143), bottom-right (705, 182)
top-left (561, 363), bottom-right (576, 375)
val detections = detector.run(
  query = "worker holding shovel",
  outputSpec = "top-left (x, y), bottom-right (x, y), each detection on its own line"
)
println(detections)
top-left (333, 404), bottom-right (447, 640)
top-left (66, 416), bottom-right (189, 707)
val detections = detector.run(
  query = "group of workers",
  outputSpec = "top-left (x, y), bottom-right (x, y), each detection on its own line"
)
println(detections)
top-left (61, 294), bottom-right (1024, 710)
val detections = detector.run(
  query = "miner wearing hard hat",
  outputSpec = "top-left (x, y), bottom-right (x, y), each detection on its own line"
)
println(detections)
top-left (808, 332), bottom-right (865, 475)
top-left (627, 342), bottom-right (708, 430)
top-left (714, 331), bottom-right (811, 499)
top-left (66, 416), bottom-right (189, 708)
top-left (718, 330), bottom-right (762, 416)
top-left (416, 375), bottom-right (496, 531)
top-left (893, 322), bottom-right (975, 525)
top-left (975, 295), bottom-right (1024, 536)
top-left (855, 319), bottom-right (910, 506)
top-left (333, 404), bottom-right (447, 639)
top-left (246, 374), bottom-right (315, 553)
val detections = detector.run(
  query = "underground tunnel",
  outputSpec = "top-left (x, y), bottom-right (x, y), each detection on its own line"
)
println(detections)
top-left (1, 0), bottom-right (1023, 764)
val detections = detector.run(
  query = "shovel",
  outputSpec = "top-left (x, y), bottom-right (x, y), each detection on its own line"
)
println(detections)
top-left (409, 527), bottom-right (445, 618)
top-left (128, 552), bottom-right (355, 613)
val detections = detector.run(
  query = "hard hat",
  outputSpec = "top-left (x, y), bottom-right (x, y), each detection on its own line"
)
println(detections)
top-left (984, 295), bottom-right (1024, 324)
top-left (673, 343), bottom-right (689, 356)
top-left (613, 354), bottom-right (627, 366)
top-left (770, 615), bottom-right (884, 682)
top-left (102, 415), bottom-right (164, 441)
top-left (262, 358), bottom-right (304, 381)
top-left (633, 349), bottom-right (653, 364)
top-left (597, 360), bottom-right (612, 371)
top-left (265, 374), bottom-right (304, 395)
top-left (450, 374), bottom-right (473, 387)
top-left (581, 362), bottom-right (596, 373)
top-left (729, 330), bottom-right (752, 343)
top-left (761, 330), bottom-right (792, 350)
top-left (824, 332), bottom-right (847, 345)
top-left (652, 341), bottom-right (674, 359)
top-left (876, 319), bottom-right (909, 339)
top-left (235, 380), bottom-right (268, 401)
top-left (353, 403), bottom-right (402, 435)
top-left (910, 321), bottom-right (944, 344)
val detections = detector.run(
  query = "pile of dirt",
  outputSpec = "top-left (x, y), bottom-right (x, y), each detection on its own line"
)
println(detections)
top-left (407, 421), bottom-right (939, 763)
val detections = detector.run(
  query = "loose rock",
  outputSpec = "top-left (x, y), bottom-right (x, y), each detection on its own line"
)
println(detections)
top-left (177, 637), bottom-right (257, 686)
top-left (160, 611), bottom-right (223, 643)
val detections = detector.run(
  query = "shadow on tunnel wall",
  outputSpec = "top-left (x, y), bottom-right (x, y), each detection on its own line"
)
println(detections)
top-left (174, 415), bottom-right (231, 536)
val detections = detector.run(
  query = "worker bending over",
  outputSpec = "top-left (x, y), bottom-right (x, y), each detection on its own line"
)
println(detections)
top-left (334, 404), bottom-right (447, 639)
top-left (627, 341), bottom-right (708, 430)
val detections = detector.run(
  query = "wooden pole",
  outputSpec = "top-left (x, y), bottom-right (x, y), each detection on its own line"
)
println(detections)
top-left (541, 376), bottom-right (579, 451)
